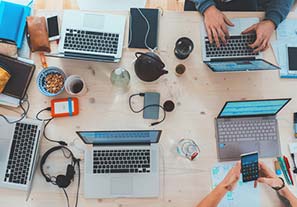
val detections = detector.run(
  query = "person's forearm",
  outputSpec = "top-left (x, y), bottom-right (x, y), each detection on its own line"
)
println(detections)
top-left (264, 0), bottom-right (293, 27)
top-left (191, 0), bottom-right (215, 14)
top-left (279, 187), bottom-right (297, 207)
top-left (196, 184), bottom-right (228, 207)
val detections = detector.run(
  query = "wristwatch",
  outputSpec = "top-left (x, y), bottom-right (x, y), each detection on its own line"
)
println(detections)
top-left (272, 177), bottom-right (285, 191)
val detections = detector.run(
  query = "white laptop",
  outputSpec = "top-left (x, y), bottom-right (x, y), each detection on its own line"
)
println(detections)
top-left (201, 18), bottom-right (279, 72)
top-left (0, 117), bottom-right (43, 192)
top-left (48, 10), bottom-right (126, 62)
top-left (76, 130), bottom-right (161, 198)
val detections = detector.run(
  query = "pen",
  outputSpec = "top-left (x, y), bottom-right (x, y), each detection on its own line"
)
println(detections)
top-left (277, 157), bottom-right (291, 185)
top-left (284, 155), bottom-right (294, 185)
top-left (274, 160), bottom-right (282, 175)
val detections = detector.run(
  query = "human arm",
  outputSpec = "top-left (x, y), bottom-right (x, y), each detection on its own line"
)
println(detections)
top-left (196, 162), bottom-right (241, 207)
top-left (255, 161), bottom-right (297, 207)
top-left (242, 0), bottom-right (294, 53)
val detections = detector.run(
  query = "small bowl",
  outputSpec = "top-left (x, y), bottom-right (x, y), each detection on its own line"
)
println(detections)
top-left (37, 67), bottom-right (66, 97)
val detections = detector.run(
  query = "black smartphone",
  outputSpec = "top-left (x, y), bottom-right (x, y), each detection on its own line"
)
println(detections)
top-left (143, 92), bottom-right (160, 120)
top-left (47, 16), bottom-right (60, 41)
top-left (288, 46), bottom-right (297, 72)
top-left (241, 151), bottom-right (259, 182)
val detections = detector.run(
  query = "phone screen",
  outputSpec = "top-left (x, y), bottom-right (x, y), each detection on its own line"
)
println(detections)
top-left (47, 16), bottom-right (59, 38)
top-left (241, 152), bottom-right (259, 182)
top-left (288, 47), bottom-right (297, 71)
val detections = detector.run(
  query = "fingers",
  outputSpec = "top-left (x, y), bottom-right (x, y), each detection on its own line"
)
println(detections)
top-left (249, 36), bottom-right (263, 51)
top-left (223, 16), bottom-right (234, 27)
top-left (206, 26), bottom-right (213, 44)
top-left (211, 28), bottom-right (220, 48)
top-left (242, 24), bottom-right (256, 34)
top-left (254, 180), bottom-right (258, 188)
top-left (253, 39), bottom-right (268, 53)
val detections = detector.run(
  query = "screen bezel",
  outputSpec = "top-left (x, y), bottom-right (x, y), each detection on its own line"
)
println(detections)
top-left (76, 130), bottom-right (162, 145)
top-left (218, 98), bottom-right (291, 118)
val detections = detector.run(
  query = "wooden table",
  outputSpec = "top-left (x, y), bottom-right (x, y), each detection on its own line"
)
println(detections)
top-left (1, 10), bottom-right (297, 207)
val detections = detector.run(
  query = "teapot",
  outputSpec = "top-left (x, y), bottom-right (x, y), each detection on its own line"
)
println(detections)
top-left (134, 52), bottom-right (168, 82)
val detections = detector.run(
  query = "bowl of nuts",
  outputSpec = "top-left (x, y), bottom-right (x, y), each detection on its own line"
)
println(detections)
top-left (37, 67), bottom-right (66, 96)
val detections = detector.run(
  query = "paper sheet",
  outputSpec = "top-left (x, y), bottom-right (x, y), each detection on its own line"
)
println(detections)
top-left (77, 0), bottom-right (146, 11)
top-left (0, 0), bottom-right (34, 6)
top-left (211, 162), bottom-right (260, 207)
top-left (277, 19), bottom-right (297, 40)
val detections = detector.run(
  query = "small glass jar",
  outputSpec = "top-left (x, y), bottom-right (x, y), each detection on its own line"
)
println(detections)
top-left (110, 67), bottom-right (130, 88)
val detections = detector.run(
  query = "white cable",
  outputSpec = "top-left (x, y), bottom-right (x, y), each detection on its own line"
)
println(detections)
top-left (129, 8), bottom-right (158, 52)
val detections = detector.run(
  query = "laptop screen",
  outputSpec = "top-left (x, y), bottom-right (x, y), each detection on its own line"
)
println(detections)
top-left (76, 130), bottom-right (161, 145)
top-left (206, 59), bottom-right (279, 72)
top-left (218, 99), bottom-right (290, 118)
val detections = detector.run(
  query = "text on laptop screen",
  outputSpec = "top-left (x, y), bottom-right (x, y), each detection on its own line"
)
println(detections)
top-left (76, 130), bottom-right (161, 144)
top-left (219, 99), bottom-right (290, 117)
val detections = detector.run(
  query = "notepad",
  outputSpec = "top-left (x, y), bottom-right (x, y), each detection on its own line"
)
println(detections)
top-left (0, 1), bottom-right (31, 48)
top-left (128, 8), bottom-right (159, 49)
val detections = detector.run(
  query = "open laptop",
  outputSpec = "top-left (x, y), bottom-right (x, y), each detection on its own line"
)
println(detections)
top-left (201, 18), bottom-right (279, 72)
top-left (0, 117), bottom-right (43, 191)
top-left (47, 10), bottom-right (126, 63)
top-left (215, 98), bottom-right (290, 161)
top-left (76, 130), bottom-right (161, 198)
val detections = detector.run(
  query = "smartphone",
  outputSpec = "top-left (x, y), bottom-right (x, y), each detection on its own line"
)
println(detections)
top-left (241, 151), bottom-right (259, 182)
top-left (288, 46), bottom-right (297, 73)
top-left (143, 92), bottom-right (160, 120)
top-left (47, 16), bottom-right (60, 41)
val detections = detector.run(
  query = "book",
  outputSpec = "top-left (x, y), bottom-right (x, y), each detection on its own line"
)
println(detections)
top-left (0, 54), bottom-right (35, 100)
top-left (0, 1), bottom-right (31, 48)
top-left (128, 8), bottom-right (159, 49)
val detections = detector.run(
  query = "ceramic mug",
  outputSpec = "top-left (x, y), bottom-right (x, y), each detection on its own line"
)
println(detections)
top-left (64, 75), bottom-right (87, 96)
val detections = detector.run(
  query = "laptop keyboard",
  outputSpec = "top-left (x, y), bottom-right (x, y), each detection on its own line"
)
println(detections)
top-left (205, 34), bottom-right (258, 58)
top-left (4, 123), bottom-right (38, 185)
top-left (63, 29), bottom-right (119, 55)
top-left (217, 119), bottom-right (277, 143)
top-left (93, 149), bottom-right (150, 174)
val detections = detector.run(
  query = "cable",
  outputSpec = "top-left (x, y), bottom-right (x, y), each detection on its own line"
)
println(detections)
top-left (0, 94), bottom-right (30, 124)
top-left (75, 160), bottom-right (81, 207)
top-left (36, 107), bottom-right (67, 146)
top-left (128, 93), bottom-right (166, 126)
top-left (62, 188), bottom-right (70, 207)
top-left (128, 8), bottom-right (158, 52)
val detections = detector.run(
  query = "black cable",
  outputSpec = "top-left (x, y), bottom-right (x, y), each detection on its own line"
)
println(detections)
top-left (36, 107), bottom-right (67, 146)
top-left (62, 188), bottom-right (70, 207)
top-left (129, 93), bottom-right (166, 126)
top-left (0, 94), bottom-right (30, 124)
top-left (75, 159), bottom-right (81, 207)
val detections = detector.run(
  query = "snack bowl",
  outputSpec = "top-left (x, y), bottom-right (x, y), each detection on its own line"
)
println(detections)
top-left (37, 67), bottom-right (66, 97)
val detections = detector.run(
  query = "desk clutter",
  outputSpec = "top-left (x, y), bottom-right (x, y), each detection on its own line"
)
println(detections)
top-left (1, 1), bottom-right (297, 207)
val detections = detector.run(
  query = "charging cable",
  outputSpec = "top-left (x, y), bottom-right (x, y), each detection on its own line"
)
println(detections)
top-left (129, 93), bottom-right (166, 126)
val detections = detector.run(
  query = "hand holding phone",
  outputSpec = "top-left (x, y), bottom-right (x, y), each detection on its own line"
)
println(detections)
top-left (241, 151), bottom-right (259, 182)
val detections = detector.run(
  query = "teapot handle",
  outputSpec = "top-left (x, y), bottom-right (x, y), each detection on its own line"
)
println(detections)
top-left (134, 52), bottom-right (165, 68)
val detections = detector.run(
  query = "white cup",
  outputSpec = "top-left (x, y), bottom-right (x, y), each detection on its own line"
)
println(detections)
top-left (64, 75), bottom-right (87, 96)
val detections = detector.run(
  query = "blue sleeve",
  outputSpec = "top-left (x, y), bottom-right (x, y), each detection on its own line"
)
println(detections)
top-left (264, 0), bottom-right (294, 27)
top-left (191, 0), bottom-right (216, 14)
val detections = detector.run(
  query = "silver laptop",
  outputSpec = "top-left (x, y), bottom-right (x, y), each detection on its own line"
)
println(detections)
top-left (0, 117), bottom-right (43, 191)
top-left (76, 130), bottom-right (161, 198)
top-left (201, 18), bottom-right (279, 72)
top-left (48, 10), bottom-right (126, 62)
top-left (215, 99), bottom-right (291, 161)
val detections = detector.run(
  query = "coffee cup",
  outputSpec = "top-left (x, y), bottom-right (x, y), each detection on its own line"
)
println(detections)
top-left (65, 75), bottom-right (87, 96)
top-left (175, 64), bottom-right (186, 76)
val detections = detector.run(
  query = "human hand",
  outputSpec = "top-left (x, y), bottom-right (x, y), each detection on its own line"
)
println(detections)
top-left (242, 20), bottom-right (275, 53)
top-left (203, 5), bottom-right (234, 48)
top-left (254, 161), bottom-right (283, 188)
top-left (220, 161), bottom-right (241, 191)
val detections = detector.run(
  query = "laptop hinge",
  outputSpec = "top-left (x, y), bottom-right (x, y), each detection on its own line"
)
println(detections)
top-left (93, 143), bottom-right (151, 146)
top-left (64, 51), bottom-right (117, 61)
top-left (209, 56), bottom-right (256, 62)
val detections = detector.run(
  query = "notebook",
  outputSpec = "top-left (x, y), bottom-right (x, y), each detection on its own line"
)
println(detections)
top-left (128, 8), bottom-right (159, 49)
top-left (0, 54), bottom-right (35, 100)
top-left (0, 1), bottom-right (31, 48)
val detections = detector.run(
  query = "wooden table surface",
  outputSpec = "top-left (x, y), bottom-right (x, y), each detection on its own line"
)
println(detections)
top-left (1, 10), bottom-right (297, 207)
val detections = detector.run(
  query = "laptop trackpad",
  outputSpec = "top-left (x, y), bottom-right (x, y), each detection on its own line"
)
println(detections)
top-left (111, 177), bottom-right (133, 195)
top-left (83, 14), bottom-right (105, 29)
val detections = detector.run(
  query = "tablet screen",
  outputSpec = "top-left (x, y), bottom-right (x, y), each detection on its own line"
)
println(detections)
top-left (288, 47), bottom-right (297, 71)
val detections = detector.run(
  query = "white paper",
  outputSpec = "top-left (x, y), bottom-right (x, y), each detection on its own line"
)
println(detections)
top-left (0, 0), bottom-right (34, 6)
top-left (77, 0), bottom-right (146, 11)
top-left (277, 19), bottom-right (297, 40)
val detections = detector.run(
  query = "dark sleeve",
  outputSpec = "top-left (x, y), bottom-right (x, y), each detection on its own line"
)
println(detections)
top-left (191, 0), bottom-right (216, 14)
top-left (264, 0), bottom-right (294, 27)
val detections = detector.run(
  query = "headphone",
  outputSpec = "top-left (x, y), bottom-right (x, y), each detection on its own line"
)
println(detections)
top-left (40, 145), bottom-right (80, 207)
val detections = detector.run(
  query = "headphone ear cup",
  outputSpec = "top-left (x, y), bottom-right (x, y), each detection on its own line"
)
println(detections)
top-left (66, 164), bottom-right (75, 180)
top-left (56, 175), bottom-right (71, 188)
